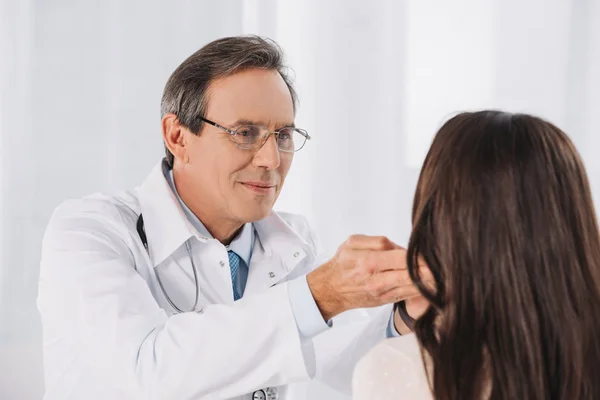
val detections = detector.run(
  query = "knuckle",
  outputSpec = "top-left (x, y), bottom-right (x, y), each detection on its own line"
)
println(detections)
top-left (335, 252), bottom-right (350, 270)
top-left (376, 236), bottom-right (391, 248)
top-left (359, 253), bottom-right (376, 274)
top-left (342, 235), bottom-right (356, 248)
top-left (355, 257), bottom-right (367, 274)
top-left (347, 234), bottom-right (362, 246)
top-left (364, 281), bottom-right (382, 297)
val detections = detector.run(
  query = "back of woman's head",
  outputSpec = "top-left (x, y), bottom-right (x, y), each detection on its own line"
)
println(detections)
top-left (407, 110), bottom-right (600, 399)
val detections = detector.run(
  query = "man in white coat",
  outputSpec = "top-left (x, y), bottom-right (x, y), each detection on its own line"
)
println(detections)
top-left (37, 35), bottom-right (427, 400)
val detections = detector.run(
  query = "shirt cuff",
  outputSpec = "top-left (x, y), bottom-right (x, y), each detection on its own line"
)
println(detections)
top-left (287, 274), bottom-right (332, 338)
top-left (386, 310), bottom-right (401, 338)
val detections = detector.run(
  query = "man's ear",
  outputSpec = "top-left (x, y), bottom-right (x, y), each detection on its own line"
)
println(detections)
top-left (162, 113), bottom-right (189, 164)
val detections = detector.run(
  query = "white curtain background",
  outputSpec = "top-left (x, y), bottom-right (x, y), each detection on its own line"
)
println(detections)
top-left (1, 0), bottom-right (599, 398)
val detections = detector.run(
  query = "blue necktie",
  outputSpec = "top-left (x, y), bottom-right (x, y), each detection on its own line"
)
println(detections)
top-left (228, 250), bottom-right (242, 301)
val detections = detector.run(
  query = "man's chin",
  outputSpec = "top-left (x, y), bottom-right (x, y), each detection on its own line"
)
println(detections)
top-left (237, 206), bottom-right (273, 223)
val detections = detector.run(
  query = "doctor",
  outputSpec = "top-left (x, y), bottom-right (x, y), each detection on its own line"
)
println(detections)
top-left (37, 35), bottom-right (428, 400)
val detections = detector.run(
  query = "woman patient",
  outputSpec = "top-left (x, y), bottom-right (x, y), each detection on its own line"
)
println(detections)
top-left (353, 110), bottom-right (600, 399)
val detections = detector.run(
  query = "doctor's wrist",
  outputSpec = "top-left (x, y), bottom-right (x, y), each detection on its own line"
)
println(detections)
top-left (306, 269), bottom-right (344, 321)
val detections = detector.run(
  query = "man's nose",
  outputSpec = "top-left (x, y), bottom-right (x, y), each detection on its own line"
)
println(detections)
top-left (252, 134), bottom-right (280, 170)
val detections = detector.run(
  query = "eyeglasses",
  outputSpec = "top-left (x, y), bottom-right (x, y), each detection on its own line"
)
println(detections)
top-left (200, 117), bottom-right (311, 153)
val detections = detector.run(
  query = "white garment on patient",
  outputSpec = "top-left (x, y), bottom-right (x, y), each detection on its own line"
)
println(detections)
top-left (352, 334), bottom-right (433, 400)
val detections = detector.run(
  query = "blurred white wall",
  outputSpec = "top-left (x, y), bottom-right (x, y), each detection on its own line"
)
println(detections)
top-left (1, 0), bottom-right (599, 399)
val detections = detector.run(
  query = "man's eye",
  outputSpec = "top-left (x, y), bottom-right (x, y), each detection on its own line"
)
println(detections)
top-left (278, 128), bottom-right (293, 140)
top-left (237, 126), bottom-right (260, 137)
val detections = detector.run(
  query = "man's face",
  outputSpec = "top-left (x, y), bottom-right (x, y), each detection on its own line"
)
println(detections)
top-left (181, 68), bottom-right (295, 224)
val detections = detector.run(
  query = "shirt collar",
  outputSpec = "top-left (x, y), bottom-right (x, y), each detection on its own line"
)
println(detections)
top-left (137, 159), bottom-right (198, 266)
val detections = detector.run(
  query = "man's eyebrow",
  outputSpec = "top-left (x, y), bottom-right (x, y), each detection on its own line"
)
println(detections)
top-left (231, 118), bottom-right (296, 129)
top-left (231, 118), bottom-right (258, 126)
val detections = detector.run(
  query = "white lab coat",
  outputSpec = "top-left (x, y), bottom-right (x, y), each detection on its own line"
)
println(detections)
top-left (37, 160), bottom-right (392, 400)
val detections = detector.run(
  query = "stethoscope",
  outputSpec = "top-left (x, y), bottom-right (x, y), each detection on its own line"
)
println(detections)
top-left (136, 214), bottom-right (279, 399)
top-left (251, 387), bottom-right (279, 399)
top-left (137, 214), bottom-right (201, 313)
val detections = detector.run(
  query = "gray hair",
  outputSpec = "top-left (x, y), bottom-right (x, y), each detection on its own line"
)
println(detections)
top-left (160, 35), bottom-right (298, 168)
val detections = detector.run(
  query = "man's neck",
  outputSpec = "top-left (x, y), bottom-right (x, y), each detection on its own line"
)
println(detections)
top-left (172, 168), bottom-right (243, 245)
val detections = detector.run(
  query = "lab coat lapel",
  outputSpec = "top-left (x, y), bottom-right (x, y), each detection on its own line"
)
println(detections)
top-left (244, 213), bottom-right (313, 296)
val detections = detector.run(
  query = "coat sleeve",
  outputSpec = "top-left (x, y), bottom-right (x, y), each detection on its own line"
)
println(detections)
top-left (298, 216), bottom-right (395, 396)
top-left (37, 200), bottom-right (312, 399)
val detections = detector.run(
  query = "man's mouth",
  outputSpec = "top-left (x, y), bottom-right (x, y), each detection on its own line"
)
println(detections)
top-left (239, 181), bottom-right (276, 194)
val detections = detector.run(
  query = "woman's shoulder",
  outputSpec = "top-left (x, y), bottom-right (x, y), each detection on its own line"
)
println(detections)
top-left (352, 334), bottom-right (432, 399)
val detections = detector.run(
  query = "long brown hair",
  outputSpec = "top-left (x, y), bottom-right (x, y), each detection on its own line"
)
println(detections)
top-left (406, 111), bottom-right (600, 399)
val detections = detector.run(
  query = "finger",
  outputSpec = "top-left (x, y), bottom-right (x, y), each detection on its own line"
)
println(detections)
top-left (366, 269), bottom-right (415, 296)
top-left (343, 234), bottom-right (401, 251)
top-left (379, 285), bottom-right (424, 304)
top-left (372, 250), bottom-right (435, 284)
top-left (368, 267), bottom-right (436, 299)
top-left (368, 249), bottom-right (408, 272)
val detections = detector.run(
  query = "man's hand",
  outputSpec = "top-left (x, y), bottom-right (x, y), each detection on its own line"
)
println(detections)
top-left (306, 235), bottom-right (432, 321)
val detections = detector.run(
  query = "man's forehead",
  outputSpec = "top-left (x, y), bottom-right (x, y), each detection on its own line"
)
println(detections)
top-left (205, 70), bottom-right (295, 126)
